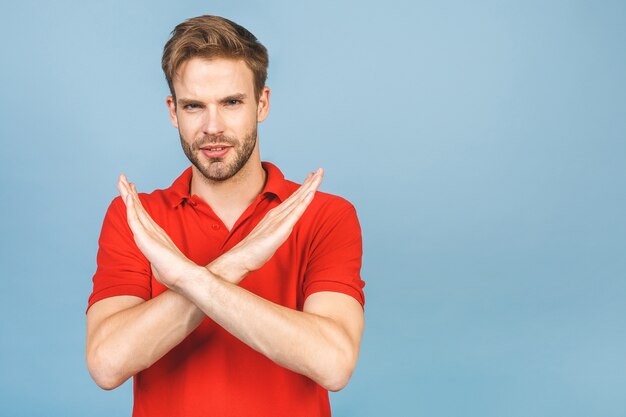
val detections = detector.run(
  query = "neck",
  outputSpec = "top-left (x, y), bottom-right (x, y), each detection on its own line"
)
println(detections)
top-left (190, 152), bottom-right (266, 230)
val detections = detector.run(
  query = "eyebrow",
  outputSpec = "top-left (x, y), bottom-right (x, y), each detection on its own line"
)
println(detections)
top-left (220, 93), bottom-right (247, 102)
top-left (177, 98), bottom-right (201, 107)
top-left (177, 93), bottom-right (248, 107)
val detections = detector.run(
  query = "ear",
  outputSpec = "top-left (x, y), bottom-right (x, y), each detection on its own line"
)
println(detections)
top-left (166, 95), bottom-right (178, 128)
top-left (257, 87), bottom-right (271, 123)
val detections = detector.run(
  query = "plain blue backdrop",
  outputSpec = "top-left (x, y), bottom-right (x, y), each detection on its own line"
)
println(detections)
top-left (1, 1), bottom-right (625, 416)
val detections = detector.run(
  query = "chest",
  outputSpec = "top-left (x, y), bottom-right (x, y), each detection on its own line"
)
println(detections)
top-left (149, 205), bottom-right (312, 310)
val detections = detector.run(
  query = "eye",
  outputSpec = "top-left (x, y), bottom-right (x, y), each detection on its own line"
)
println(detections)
top-left (225, 99), bottom-right (241, 106)
top-left (184, 103), bottom-right (201, 110)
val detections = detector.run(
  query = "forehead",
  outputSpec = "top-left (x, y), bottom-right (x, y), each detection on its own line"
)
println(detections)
top-left (173, 57), bottom-right (254, 99)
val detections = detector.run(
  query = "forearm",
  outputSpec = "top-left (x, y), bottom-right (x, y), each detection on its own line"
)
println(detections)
top-left (106, 170), bottom-right (360, 390)
top-left (87, 290), bottom-right (204, 389)
top-left (176, 266), bottom-right (357, 391)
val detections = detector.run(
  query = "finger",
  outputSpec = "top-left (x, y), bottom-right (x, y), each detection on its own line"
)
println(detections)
top-left (307, 168), bottom-right (323, 193)
top-left (121, 178), bottom-right (183, 258)
top-left (127, 182), bottom-right (163, 234)
top-left (119, 177), bottom-right (142, 216)
top-left (298, 169), bottom-right (322, 195)
top-left (297, 168), bottom-right (323, 199)
top-left (127, 182), bottom-right (180, 250)
top-left (119, 175), bottom-right (157, 233)
top-left (120, 178), bottom-right (149, 232)
top-left (269, 169), bottom-right (322, 217)
top-left (282, 169), bottom-right (323, 220)
top-left (123, 188), bottom-right (146, 237)
top-left (119, 178), bottom-right (146, 233)
top-left (280, 188), bottom-right (318, 229)
top-left (119, 175), bottom-right (143, 210)
top-left (265, 189), bottom-right (316, 238)
top-left (276, 168), bottom-right (323, 216)
top-left (118, 174), bottom-right (130, 203)
top-left (119, 178), bottom-right (146, 235)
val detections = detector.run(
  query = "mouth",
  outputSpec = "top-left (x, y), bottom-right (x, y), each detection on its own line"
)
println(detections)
top-left (200, 144), bottom-right (232, 159)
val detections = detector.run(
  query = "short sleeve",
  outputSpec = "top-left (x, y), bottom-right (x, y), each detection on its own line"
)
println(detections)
top-left (87, 197), bottom-right (152, 312)
top-left (303, 202), bottom-right (365, 307)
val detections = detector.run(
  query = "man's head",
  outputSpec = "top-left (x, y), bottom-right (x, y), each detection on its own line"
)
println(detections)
top-left (162, 15), bottom-right (268, 102)
top-left (162, 16), bottom-right (271, 182)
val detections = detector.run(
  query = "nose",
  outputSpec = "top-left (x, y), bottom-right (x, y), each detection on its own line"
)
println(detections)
top-left (202, 105), bottom-right (225, 136)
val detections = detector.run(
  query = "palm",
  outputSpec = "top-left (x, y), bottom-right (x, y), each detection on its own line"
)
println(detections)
top-left (118, 175), bottom-right (197, 289)
top-left (222, 169), bottom-right (324, 275)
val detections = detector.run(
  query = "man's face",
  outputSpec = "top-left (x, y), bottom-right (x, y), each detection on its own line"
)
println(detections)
top-left (167, 57), bottom-right (270, 182)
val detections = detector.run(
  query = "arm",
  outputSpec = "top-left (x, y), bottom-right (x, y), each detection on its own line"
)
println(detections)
top-left (179, 177), bottom-right (364, 390)
top-left (179, 269), bottom-right (364, 391)
top-left (86, 177), bottom-right (242, 390)
top-left (86, 292), bottom-right (204, 390)
top-left (120, 169), bottom-right (364, 390)
top-left (88, 169), bottom-right (364, 391)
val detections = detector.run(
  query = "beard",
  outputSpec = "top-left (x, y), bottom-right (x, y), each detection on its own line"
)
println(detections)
top-left (180, 126), bottom-right (257, 182)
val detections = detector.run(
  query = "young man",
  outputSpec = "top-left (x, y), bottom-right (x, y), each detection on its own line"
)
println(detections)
top-left (86, 15), bottom-right (365, 416)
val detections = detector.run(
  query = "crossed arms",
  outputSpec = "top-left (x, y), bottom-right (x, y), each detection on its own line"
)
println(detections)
top-left (86, 170), bottom-right (364, 392)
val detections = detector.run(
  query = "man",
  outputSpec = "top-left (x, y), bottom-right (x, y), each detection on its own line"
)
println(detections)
top-left (86, 15), bottom-right (365, 417)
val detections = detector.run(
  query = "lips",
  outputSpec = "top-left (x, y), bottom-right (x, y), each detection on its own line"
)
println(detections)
top-left (200, 145), bottom-right (232, 159)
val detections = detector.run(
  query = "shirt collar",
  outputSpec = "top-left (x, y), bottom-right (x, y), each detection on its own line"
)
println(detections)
top-left (164, 161), bottom-right (290, 208)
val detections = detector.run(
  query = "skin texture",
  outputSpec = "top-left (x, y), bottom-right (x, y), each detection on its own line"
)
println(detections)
top-left (174, 59), bottom-right (259, 183)
top-left (167, 58), bottom-right (270, 229)
top-left (86, 57), bottom-right (364, 392)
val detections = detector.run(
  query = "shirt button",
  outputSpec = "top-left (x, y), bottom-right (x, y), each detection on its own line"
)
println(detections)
top-left (211, 224), bottom-right (220, 230)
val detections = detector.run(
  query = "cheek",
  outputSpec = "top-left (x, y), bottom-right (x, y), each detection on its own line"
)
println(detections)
top-left (232, 110), bottom-right (259, 131)
top-left (177, 116), bottom-right (201, 137)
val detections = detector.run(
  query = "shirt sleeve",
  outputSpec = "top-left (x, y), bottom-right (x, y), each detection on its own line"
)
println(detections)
top-left (302, 201), bottom-right (365, 307)
top-left (87, 196), bottom-right (152, 312)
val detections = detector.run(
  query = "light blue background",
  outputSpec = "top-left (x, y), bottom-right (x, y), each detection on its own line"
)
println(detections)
top-left (1, 1), bottom-right (625, 416)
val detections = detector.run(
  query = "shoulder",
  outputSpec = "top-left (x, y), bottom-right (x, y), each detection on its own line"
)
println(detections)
top-left (109, 189), bottom-right (174, 213)
top-left (265, 162), bottom-right (355, 215)
top-left (103, 186), bottom-right (176, 224)
top-left (104, 167), bottom-right (191, 219)
top-left (138, 187), bottom-right (176, 214)
top-left (281, 180), bottom-right (361, 241)
top-left (283, 179), bottom-right (357, 218)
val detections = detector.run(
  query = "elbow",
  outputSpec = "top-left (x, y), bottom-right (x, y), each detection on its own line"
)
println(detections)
top-left (318, 348), bottom-right (358, 392)
top-left (320, 364), bottom-right (354, 392)
top-left (323, 375), bottom-right (351, 393)
top-left (86, 348), bottom-right (127, 390)
top-left (92, 376), bottom-right (122, 391)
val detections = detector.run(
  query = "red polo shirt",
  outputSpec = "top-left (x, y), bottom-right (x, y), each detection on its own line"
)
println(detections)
top-left (88, 162), bottom-right (365, 417)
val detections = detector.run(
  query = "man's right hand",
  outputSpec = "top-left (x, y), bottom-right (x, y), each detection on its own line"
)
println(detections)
top-left (208, 168), bottom-right (323, 283)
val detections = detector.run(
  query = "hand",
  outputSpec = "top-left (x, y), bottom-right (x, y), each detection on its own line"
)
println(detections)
top-left (209, 168), bottom-right (324, 282)
top-left (118, 174), bottom-right (201, 290)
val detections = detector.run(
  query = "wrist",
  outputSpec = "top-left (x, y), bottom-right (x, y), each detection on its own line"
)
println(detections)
top-left (169, 263), bottom-right (209, 294)
top-left (206, 251), bottom-right (248, 284)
